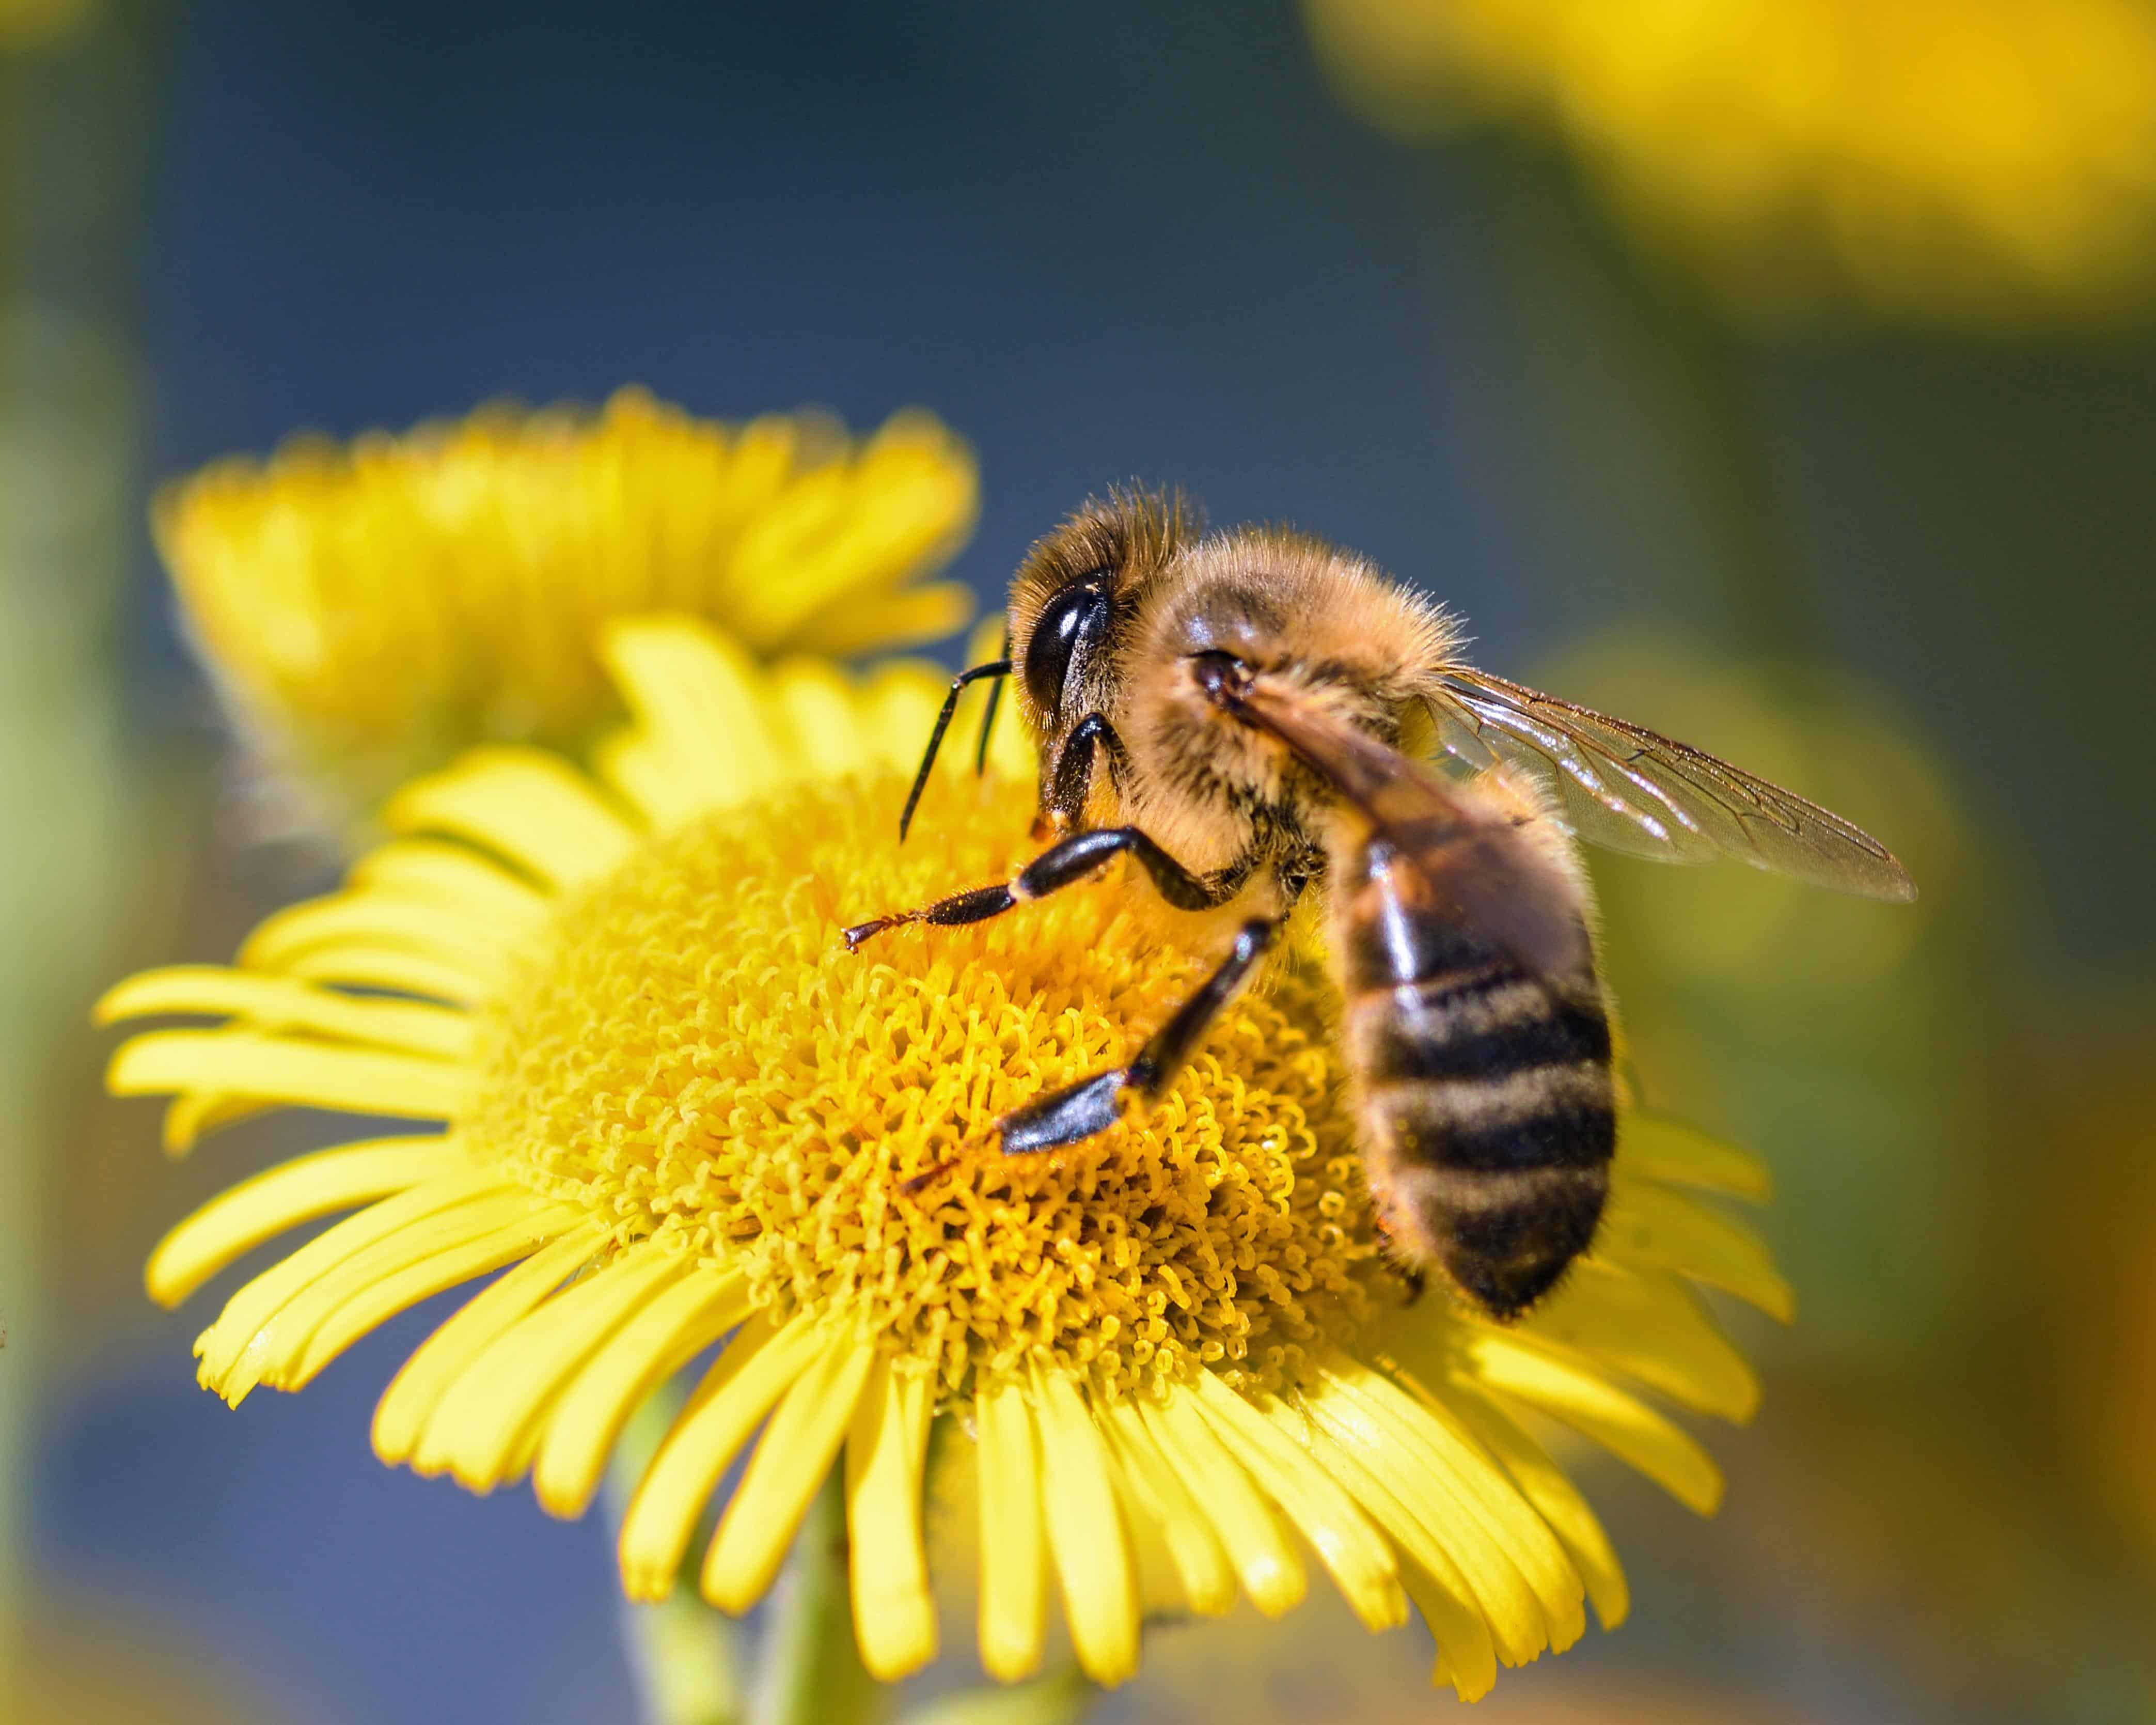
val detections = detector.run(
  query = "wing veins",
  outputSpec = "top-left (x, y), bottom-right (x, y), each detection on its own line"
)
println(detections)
top-left (1431, 669), bottom-right (1914, 900)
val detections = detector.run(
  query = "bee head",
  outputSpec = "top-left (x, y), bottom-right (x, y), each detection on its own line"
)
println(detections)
top-left (1007, 487), bottom-right (1195, 832)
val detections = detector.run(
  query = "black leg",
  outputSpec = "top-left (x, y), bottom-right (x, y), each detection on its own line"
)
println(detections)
top-left (1039, 712), bottom-right (1131, 835)
top-left (899, 658), bottom-right (1012, 843)
top-left (842, 824), bottom-right (1248, 951)
top-left (998, 916), bottom-right (1279, 1155)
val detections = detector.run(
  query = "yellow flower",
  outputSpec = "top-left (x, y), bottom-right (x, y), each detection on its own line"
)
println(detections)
top-left (1304, 0), bottom-right (2156, 325)
top-left (154, 388), bottom-right (979, 823)
top-left (101, 618), bottom-right (1789, 1697)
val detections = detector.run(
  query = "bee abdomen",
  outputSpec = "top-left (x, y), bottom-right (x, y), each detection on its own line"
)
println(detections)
top-left (1348, 966), bottom-right (1616, 1319)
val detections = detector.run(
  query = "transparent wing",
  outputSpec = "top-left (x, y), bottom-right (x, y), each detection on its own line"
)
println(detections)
top-left (1426, 668), bottom-right (1916, 901)
top-left (1231, 672), bottom-right (1593, 982)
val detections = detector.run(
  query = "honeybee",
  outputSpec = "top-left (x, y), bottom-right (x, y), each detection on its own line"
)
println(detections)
top-left (843, 491), bottom-right (1914, 1319)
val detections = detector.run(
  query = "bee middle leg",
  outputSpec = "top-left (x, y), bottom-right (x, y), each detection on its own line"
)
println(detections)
top-left (995, 915), bottom-right (1280, 1157)
top-left (841, 825), bottom-right (1237, 950)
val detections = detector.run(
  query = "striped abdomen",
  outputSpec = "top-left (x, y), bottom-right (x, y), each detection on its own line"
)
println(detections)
top-left (1334, 833), bottom-right (1615, 1320)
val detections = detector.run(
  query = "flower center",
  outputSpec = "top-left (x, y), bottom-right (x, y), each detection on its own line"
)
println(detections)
top-left (465, 771), bottom-right (1394, 1402)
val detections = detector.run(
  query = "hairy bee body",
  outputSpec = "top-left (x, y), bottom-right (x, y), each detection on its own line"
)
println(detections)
top-left (1002, 494), bottom-right (1625, 1313)
top-left (1330, 810), bottom-right (1615, 1317)
top-left (872, 488), bottom-right (1910, 1321)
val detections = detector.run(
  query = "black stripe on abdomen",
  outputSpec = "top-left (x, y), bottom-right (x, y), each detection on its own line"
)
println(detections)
top-left (1368, 1064), bottom-right (1616, 1172)
top-left (1354, 969), bottom-right (1612, 1084)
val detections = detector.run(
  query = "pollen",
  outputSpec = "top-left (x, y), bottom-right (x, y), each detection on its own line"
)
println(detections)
top-left (470, 772), bottom-right (1386, 1403)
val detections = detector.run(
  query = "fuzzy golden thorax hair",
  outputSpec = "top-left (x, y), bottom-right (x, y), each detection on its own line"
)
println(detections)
top-left (1004, 489), bottom-right (1461, 889)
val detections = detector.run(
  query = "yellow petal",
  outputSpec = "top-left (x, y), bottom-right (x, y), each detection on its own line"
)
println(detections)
top-left (855, 663), bottom-right (949, 779)
top-left (768, 656), bottom-right (870, 783)
top-left (1399, 1551), bottom-right (1500, 1703)
top-left (1184, 1377), bottom-right (1403, 1628)
top-left (385, 747), bottom-right (638, 889)
top-left (284, 1200), bottom-right (583, 1390)
top-left (845, 1361), bottom-right (937, 1681)
top-left (280, 942), bottom-right (490, 1007)
top-left (975, 1375), bottom-right (1049, 1682)
top-left (373, 1225), bottom-right (605, 1463)
top-left (97, 966), bottom-right (472, 1060)
top-left (589, 732), bottom-right (695, 833)
top-left (793, 581), bottom-right (974, 659)
top-left (1307, 1357), bottom-right (1581, 1658)
top-left (533, 1269), bottom-right (753, 1518)
top-left (1186, 1372), bottom-right (1404, 1633)
top-left (1141, 1391), bottom-right (1306, 1618)
top-left (1087, 1420), bottom-right (1186, 1620)
top-left (1620, 1114), bottom-right (1771, 1199)
top-left (109, 1029), bottom-right (469, 1122)
top-left (703, 1333), bottom-right (872, 1613)
top-left (1513, 1259), bottom-right (1760, 1421)
top-left (350, 838), bottom-right (552, 922)
top-left (240, 892), bottom-right (516, 981)
top-left (617, 1317), bottom-right (824, 1601)
top-left (1031, 1365), bottom-right (1140, 1687)
top-left (418, 1248), bottom-right (690, 1490)
top-left (218, 1188), bottom-right (551, 1401)
top-left (147, 1136), bottom-right (453, 1306)
top-left (1432, 1368), bottom-right (1630, 1630)
top-left (599, 619), bottom-right (784, 818)
top-left (1463, 1332), bottom-right (1724, 1515)
top-left (161, 1092), bottom-right (274, 1156)
top-left (1099, 1400), bottom-right (1235, 1618)
top-left (193, 1168), bottom-right (503, 1388)
top-left (729, 432), bottom-right (974, 644)
top-left (1600, 1178), bottom-right (1793, 1319)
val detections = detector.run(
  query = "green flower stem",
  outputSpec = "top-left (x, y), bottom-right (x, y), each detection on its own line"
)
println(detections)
top-left (606, 1391), bottom-right (744, 1725)
top-left (752, 1465), bottom-right (884, 1725)
top-left (898, 1668), bottom-right (1098, 1725)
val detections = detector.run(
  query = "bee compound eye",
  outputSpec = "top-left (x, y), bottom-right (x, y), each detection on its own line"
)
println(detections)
top-left (1023, 578), bottom-right (1109, 716)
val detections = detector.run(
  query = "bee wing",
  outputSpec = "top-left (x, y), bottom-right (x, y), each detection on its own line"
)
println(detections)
top-left (1231, 675), bottom-right (1592, 984)
top-left (1426, 668), bottom-right (1917, 902)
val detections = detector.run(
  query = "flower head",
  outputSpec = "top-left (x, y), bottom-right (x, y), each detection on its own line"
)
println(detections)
top-left (154, 388), bottom-right (978, 824)
top-left (103, 619), bottom-right (1789, 1696)
top-left (1304, 0), bottom-right (2156, 326)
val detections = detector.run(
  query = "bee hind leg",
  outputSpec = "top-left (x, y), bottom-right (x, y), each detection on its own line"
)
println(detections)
top-left (996, 916), bottom-right (1279, 1158)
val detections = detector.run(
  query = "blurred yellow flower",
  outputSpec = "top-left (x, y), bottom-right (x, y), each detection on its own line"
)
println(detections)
top-left (1304, 0), bottom-right (2156, 324)
top-left (0, 0), bottom-right (98, 51)
top-left (154, 388), bottom-right (978, 824)
top-left (101, 620), bottom-right (1788, 1696)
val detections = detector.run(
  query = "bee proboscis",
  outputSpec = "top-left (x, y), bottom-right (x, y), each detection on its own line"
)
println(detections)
top-left (844, 491), bottom-right (1913, 1319)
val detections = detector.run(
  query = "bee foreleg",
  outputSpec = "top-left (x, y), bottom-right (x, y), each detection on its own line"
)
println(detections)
top-left (1041, 712), bottom-right (1131, 834)
top-left (998, 917), bottom-right (1278, 1156)
top-left (842, 826), bottom-right (1238, 951)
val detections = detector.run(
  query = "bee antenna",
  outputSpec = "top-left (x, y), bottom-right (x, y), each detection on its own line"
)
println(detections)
top-left (972, 626), bottom-right (1012, 777)
top-left (899, 657), bottom-right (1012, 843)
